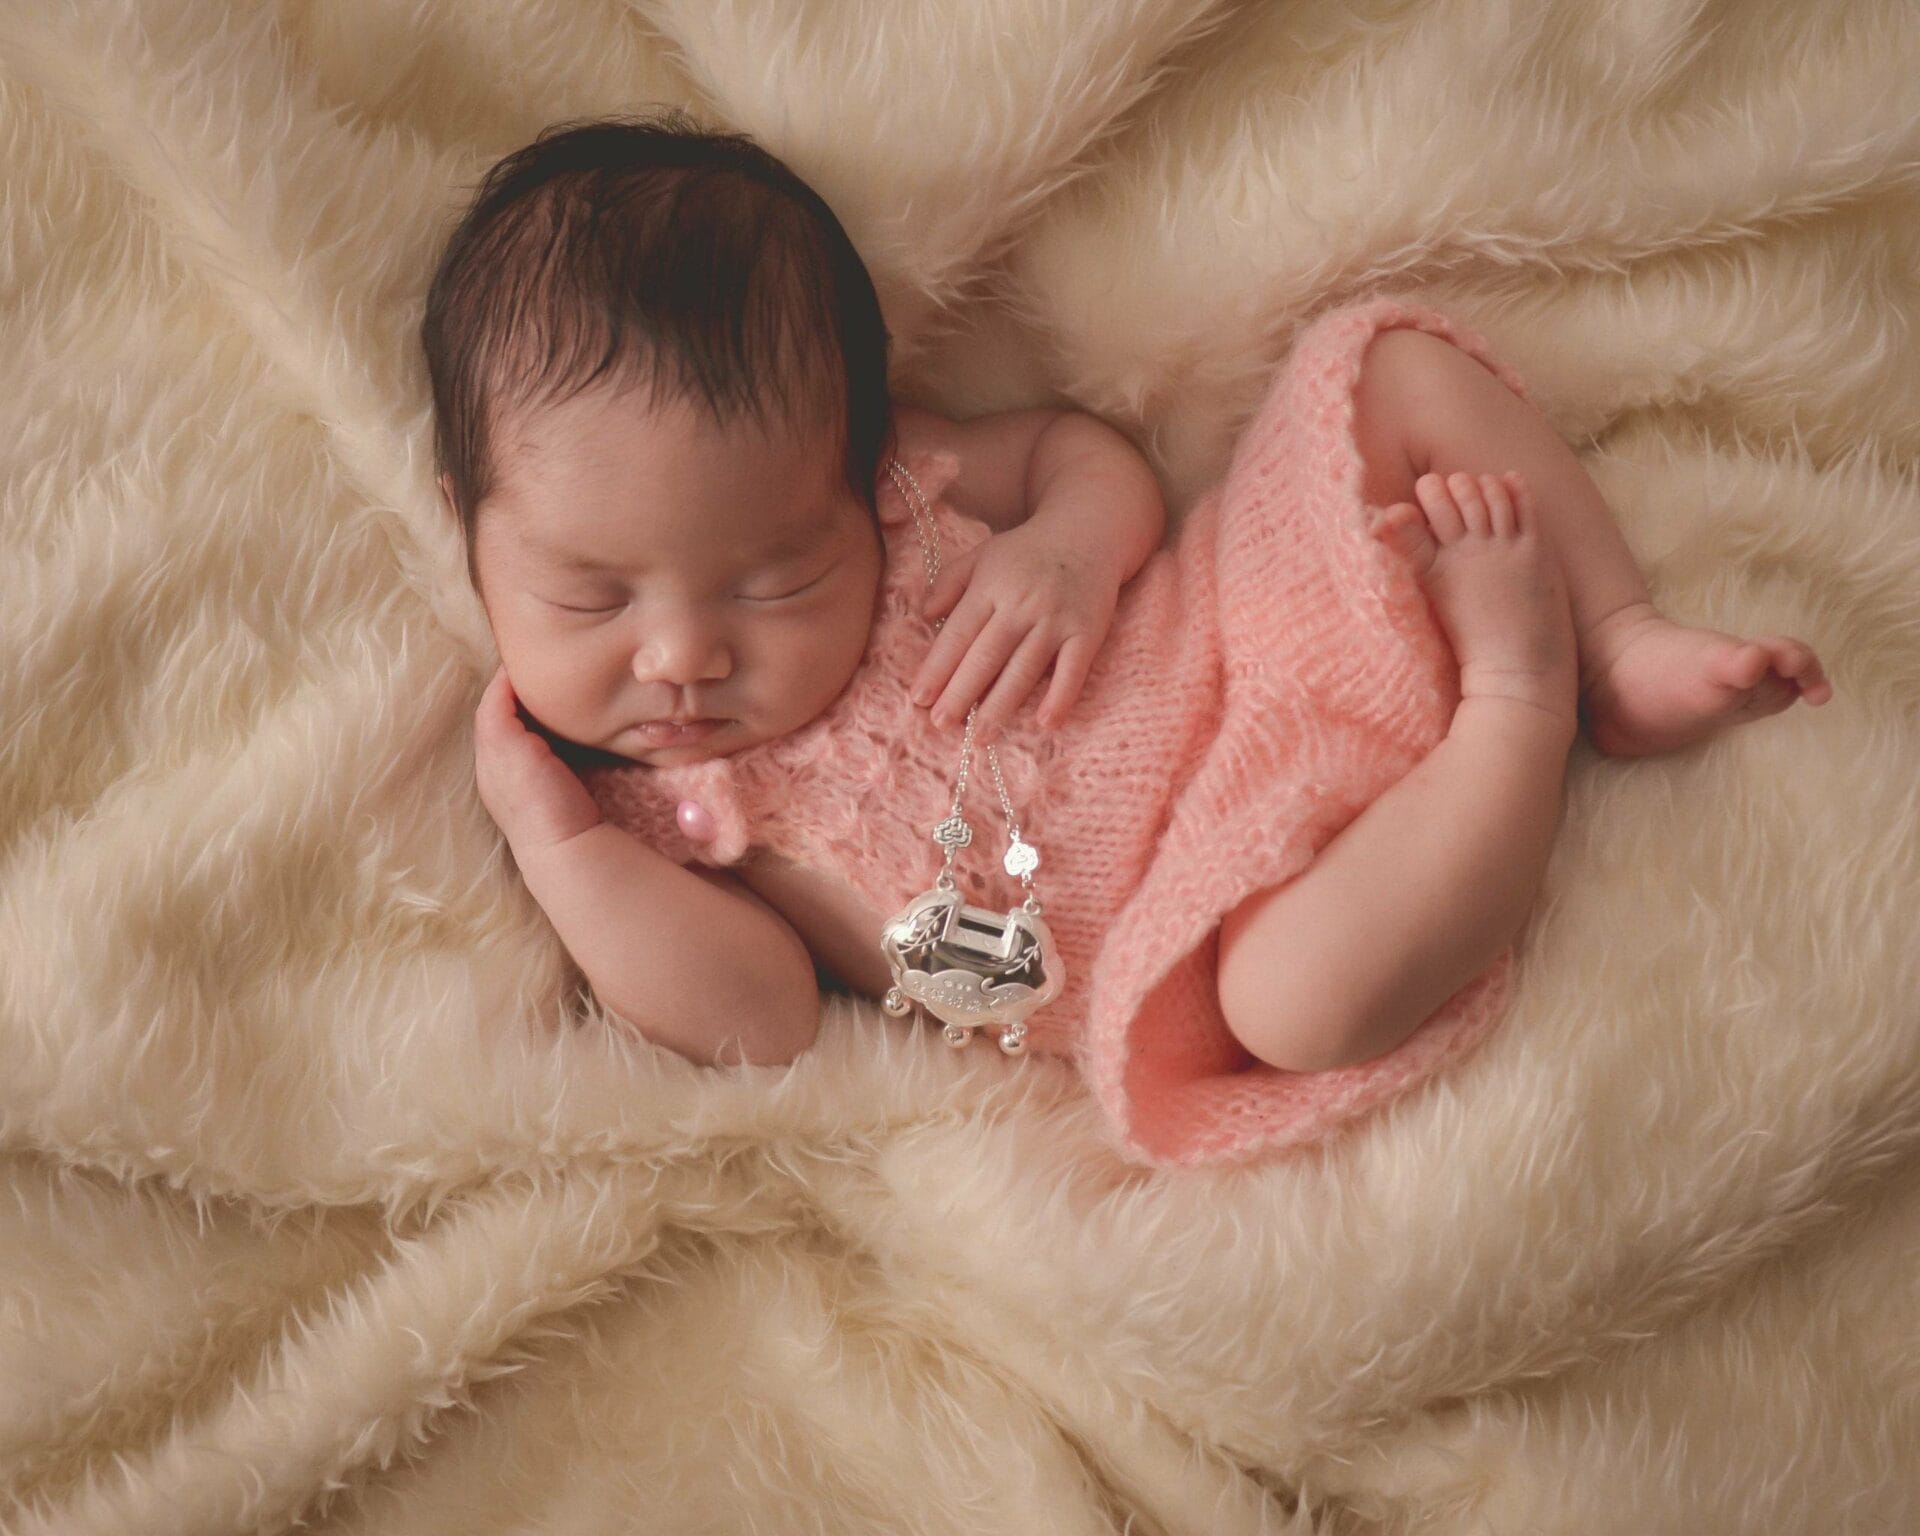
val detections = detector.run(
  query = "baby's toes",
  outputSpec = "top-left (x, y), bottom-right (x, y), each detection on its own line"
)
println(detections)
top-left (1709, 640), bottom-right (1774, 694)
top-left (1445, 473), bottom-right (1492, 535)
top-left (1755, 635), bottom-right (1834, 704)
top-left (1500, 471), bottom-right (1536, 532)
top-left (1414, 473), bottom-right (1467, 542)
top-left (1742, 671), bottom-right (1801, 721)
top-left (1478, 473), bottom-right (1517, 536)
top-left (1372, 501), bottom-right (1438, 575)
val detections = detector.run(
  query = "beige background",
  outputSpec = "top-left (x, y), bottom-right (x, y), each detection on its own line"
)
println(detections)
top-left (3, 1), bottom-right (1918, 1530)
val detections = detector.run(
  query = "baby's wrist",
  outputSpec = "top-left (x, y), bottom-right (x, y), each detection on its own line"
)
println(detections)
top-left (508, 812), bottom-right (611, 880)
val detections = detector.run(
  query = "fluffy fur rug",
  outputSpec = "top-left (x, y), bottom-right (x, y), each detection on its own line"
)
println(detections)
top-left (4, 1), bottom-right (1919, 1530)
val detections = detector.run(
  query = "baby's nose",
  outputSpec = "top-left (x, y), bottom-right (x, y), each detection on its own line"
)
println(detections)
top-left (632, 629), bottom-right (732, 686)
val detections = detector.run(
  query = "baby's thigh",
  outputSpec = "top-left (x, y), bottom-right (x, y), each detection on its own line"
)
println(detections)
top-left (1214, 885), bottom-right (1355, 1076)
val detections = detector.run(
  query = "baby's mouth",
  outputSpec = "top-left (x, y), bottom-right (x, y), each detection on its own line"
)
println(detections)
top-left (629, 718), bottom-right (728, 744)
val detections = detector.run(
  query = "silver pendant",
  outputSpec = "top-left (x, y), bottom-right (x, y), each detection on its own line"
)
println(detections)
top-left (878, 456), bottom-right (1066, 1057)
top-left (879, 886), bottom-right (1064, 1055)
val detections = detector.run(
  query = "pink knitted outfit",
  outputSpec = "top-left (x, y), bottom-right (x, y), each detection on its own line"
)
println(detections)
top-left (582, 296), bottom-right (1540, 1169)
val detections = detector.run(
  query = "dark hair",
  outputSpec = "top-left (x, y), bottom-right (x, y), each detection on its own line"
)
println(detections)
top-left (421, 109), bottom-right (895, 585)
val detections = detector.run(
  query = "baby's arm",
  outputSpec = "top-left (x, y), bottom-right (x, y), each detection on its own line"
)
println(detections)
top-left (471, 665), bottom-right (818, 1066)
top-left (513, 826), bottom-right (822, 1067)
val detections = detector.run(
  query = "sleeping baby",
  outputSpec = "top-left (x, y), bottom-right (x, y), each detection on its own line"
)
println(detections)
top-left (422, 110), bottom-right (1831, 1168)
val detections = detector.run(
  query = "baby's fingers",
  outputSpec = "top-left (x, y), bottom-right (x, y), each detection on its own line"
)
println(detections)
top-left (973, 629), bottom-right (1058, 743)
top-left (474, 666), bottom-right (521, 741)
top-left (477, 664), bottom-right (510, 714)
top-left (928, 614), bottom-right (1022, 729)
top-left (911, 597), bottom-right (993, 710)
top-left (1036, 633), bottom-right (1096, 729)
top-left (479, 666), bottom-right (555, 756)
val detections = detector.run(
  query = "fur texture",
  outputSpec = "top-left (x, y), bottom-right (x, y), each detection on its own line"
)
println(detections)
top-left (2, 0), bottom-right (1918, 1530)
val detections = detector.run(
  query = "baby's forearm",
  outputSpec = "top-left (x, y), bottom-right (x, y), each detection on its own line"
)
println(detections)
top-left (511, 823), bottom-right (820, 1067)
top-left (1027, 412), bottom-right (1167, 585)
top-left (1226, 694), bottom-right (1572, 1071)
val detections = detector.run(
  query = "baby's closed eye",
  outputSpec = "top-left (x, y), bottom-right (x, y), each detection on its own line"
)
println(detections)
top-left (738, 568), bottom-right (831, 601)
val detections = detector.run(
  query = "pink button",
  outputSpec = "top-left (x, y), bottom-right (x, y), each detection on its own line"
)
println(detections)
top-left (676, 798), bottom-right (717, 843)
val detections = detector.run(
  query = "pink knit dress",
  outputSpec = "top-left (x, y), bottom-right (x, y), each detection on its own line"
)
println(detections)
top-left (581, 295), bottom-right (1539, 1169)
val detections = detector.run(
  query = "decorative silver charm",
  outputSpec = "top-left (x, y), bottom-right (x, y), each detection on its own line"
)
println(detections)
top-left (879, 888), bottom-right (1063, 1054)
top-left (933, 815), bottom-right (973, 851)
top-left (877, 457), bottom-right (1066, 1058)
top-left (1002, 837), bottom-right (1039, 878)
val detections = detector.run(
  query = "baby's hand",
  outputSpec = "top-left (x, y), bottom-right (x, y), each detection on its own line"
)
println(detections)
top-left (908, 524), bottom-right (1118, 742)
top-left (472, 665), bottom-right (605, 855)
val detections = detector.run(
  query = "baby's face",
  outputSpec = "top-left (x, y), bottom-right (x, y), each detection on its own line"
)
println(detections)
top-left (466, 383), bottom-right (883, 766)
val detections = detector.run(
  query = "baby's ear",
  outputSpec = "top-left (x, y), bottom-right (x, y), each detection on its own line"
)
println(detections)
top-left (436, 473), bottom-right (455, 515)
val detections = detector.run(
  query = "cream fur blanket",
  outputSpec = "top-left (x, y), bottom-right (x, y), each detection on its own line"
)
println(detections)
top-left (4, 1), bottom-right (1919, 1531)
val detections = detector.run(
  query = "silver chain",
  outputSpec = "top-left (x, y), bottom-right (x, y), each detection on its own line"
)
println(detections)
top-left (885, 457), bottom-right (1043, 914)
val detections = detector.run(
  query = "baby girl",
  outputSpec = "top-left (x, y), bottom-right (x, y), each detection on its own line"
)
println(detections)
top-left (424, 111), bottom-right (1831, 1168)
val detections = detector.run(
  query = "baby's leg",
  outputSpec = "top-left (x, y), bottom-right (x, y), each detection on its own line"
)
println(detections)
top-left (1354, 327), bottom-right (1833, 756)
top-left (1216, 473), bottom-right (1575, 1074)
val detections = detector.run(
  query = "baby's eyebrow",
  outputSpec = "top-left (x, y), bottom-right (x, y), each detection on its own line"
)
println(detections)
top-left (525, 524), bottom-right (827, 573)
top-left (538, 548), bottom-right (617, 572)
top-left (757, 527), bottom-right (828, 561)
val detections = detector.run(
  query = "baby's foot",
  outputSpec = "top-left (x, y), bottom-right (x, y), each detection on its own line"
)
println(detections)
top-left (1576, 602), bottom-right (1833, 758)
top-left (1372, 470), bottom-right (1578, 736)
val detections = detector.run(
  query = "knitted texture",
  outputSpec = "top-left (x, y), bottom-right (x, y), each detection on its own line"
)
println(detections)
top-left (583, 295), bottom-right (1538, 1168)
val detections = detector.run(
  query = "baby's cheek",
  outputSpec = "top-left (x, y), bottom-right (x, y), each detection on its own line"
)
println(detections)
top-left (508, 643), bottom-right (606, 736)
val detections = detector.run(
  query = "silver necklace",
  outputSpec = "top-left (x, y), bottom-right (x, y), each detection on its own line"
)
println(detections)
top-left (876, 457), bottom-right (1066, 1054)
